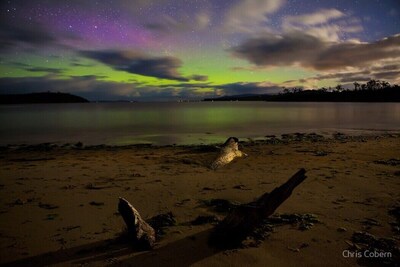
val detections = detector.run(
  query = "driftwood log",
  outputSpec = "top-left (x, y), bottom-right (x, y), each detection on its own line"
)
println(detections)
top-left (118, 169), bottom-right (306, 250)
top-left (209, 168), bottom-right (307, 247)
top-left (118, 197), bottom-right (156, 249)
top-left (210, 137), bottom-right (247, 170)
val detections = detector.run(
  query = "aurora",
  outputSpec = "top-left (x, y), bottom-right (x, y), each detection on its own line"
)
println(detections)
top-left (0, 0), bottom-right (399, 101)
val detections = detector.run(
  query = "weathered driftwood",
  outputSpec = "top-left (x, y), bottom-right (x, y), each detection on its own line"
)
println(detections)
top-left (210, 168), bottom-right (307, 247)
top-left (210, 137), bottom-right (247, 170)
top-left (118, 197), bottom-right (156, 249)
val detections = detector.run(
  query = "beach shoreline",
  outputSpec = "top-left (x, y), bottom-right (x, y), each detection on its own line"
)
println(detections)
top-left (0, 133), bottom-right (399, 266)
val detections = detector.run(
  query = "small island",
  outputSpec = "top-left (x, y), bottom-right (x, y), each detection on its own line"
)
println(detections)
top-left (0, 92), bottom-right (89, 104)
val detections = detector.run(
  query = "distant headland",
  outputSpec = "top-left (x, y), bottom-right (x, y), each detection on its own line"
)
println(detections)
top-left (204, 80), bottom-right (400, 102)
top-left (0, 92), bottom-right (89, 104)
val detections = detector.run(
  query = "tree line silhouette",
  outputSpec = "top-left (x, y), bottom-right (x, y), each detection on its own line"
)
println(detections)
top-left (205, 80), bottom-right (400, 102)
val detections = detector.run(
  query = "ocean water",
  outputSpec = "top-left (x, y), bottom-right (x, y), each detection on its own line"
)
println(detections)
top-left (0, 102), bottom-right (399, 145)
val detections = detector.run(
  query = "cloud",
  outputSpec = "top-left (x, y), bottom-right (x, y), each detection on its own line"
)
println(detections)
top-left (215, 81), bottom-right (281, 96)
top-left (144, 11), bottom-right (211, 34)
top-left (314, 34), bottom-right (400, 70)
top-left (24, 67), bottom-right (64, 74)
top-left (232, 31), bottom-right (324, 67)
top-left (282, 9), bottom-right (362, 42)
top-left (372, 70), bottom-right (400, 81)
top-left (0, 74), bottom-right (284, 101)
top-left (0, 75), bottom-right (215, 101)
top-left (144, 15), bottom-right (189, 34)
top-left (0, 75), bottom-right (134, 100)
top-left (283, 63), bottom-right (400, 87)
top-left (157, 80), bottom-right (281, 96)
top-left (231, 32), bottom-right (400, 71)
top-left (0, 19), bottom-right (57, 52)
top-left (189, 75), bottom-right (208, 81)
top-left (0, 75), bottom-right (183, 101)
top-left (284, 9), bottom-right (344, 26)
top-left (196, 12), bottom-right (211, 30)
top-left (222, 0), bottom-right (285, 33)
top-left (80, 49), bottom-right (202, 81)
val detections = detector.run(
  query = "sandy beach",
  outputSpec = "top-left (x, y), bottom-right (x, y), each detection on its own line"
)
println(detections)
top-left (0, 133), bottom-right (399, 266)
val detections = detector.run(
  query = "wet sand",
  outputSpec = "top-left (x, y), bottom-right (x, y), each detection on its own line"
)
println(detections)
top-left (0, 133), bottom-right (399, 266)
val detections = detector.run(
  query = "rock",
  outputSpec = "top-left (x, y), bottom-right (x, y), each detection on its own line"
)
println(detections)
top-left (388, 206), bottom-right (400, 233)
top-left (266, 213), bottom-right (319, 231)
top-left (75, 142), bottom-right (83, 148)
top-left (201, 187), bottom-right (215, 191)
top-left (337, 227), bottom-right (347, 232)
top-left (362, 218), bottom-right (381, 226)
top-left (147, 212), bottom-right (176, 237)
top-left (191, 215), bottom-right (219, 225)
top-left (38, 203), bottom-right (59, 209)
top-left (315, 151), bottom-right (328, 156)
top-left (118, 197), bottom-right (155, 249)
top-left (374, 158), bottom-right (400, 166)
top-left (12, 198), bottom-right (25, 205)
top-left (350, 231), bottom-right (399, 266)
top-left (89, 201), bottom-right (104, 206)
top-left (287, 246), bottom-right (300, 252)
top-left (233, 184), bottom-right (247, 190)
top-left (305, 133), bottom-right (324, 142)
top-left (333, 132), bottom-right (347, 140)
top-left (351, 232), bottom-right (377, 244)
top-left (45, 214), bottom-right (59, 220)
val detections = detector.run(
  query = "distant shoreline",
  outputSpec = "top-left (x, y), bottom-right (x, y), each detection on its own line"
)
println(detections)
top-left (203, 90), bottom-right (400, 102)
top-left (0, 92), bottom-right (89, 104)
top-left (204, 80), bottom-right (400, 102)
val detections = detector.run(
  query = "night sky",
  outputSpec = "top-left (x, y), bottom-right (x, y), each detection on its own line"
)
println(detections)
top-left (0, 0), bottom-right (399, 101)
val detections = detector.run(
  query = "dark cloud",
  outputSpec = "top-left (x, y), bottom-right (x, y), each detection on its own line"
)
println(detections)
top-left (284, 64), bottom-right (400, 85)
top-left (0, 75), bottom-right (212, 101)
top-left (70, 62), bottom-right (95, 67)
top-left (231, 32), bottom-right (325, 68)
top-left (156, 80), bottom-right (281, 95)
top-left (189, 75), bottom-right (208, 81)
top-left (144, 12), bottom-right (210, 34)
top-left (69, 58), bottom-right (95, 67)
top-left (0, 75), bottom-right (136, 101)
top-left (314, 35), bottom-right (400, 70)
top-left (215, 82), bottom-right (281, 95)
top-left (0, 19), bottom-right (57, 51)
top-left (372, 70), bottom-right (400, 80)
top-left (0, 74), bottom-right (283, 101)
top-left (144, 19), bottom-right (185, 34)
top-left (231, 32), bottom-right (400, 71)
top-left (80, 50), bottom-right (201, 81)
top-left (371, 64), bottom-right (400, 72)
top-left (8, 62), bottom-right (31, 68)
top-left (322, 65), bottom-right (400, 83)
top-left (24, 67), bottom-right (64, 74)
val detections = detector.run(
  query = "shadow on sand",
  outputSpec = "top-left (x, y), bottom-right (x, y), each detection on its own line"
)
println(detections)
top-left (1, 229), bottom-right (221, 267)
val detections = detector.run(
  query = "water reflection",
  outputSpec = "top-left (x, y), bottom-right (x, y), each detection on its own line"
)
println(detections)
top-left (0, 102), bottom-right (399, 145)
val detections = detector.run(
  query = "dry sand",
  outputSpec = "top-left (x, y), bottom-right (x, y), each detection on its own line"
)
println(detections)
top-left (0, 133), bottom-right (399, 266)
